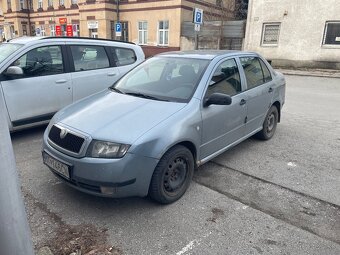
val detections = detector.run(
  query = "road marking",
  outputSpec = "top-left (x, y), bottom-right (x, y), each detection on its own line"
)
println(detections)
top-left (176, 240), bottom-right (200, 255)
top-left (287, 162), bottom-right (297, 167)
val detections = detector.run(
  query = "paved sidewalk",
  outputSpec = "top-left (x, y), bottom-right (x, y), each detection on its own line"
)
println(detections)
top-left (276, 68), bottom-right (340, 78)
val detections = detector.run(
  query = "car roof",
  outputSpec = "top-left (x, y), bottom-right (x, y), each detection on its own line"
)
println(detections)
top-left (157, 50), bottom-right (258, 60)
top-left (7, 36), bottom-right (136, 47)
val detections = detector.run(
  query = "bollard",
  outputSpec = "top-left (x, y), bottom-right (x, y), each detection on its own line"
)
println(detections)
top-left (0, 92), bottom-right (34, 255)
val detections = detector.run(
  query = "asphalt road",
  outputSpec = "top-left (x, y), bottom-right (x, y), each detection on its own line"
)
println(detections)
top-left (10, 74), bottom-right (340, 255)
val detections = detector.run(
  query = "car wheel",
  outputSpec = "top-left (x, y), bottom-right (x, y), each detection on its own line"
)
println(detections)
top-left (256, 105), bottom-right (278, 140)
top-left (149, 145), bottom-right (194, 204)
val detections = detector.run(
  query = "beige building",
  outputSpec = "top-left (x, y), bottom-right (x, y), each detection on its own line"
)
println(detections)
top-left (244, 0), bottom-right (340, 69)
top-left (0, 0), bottom-right (229, 56)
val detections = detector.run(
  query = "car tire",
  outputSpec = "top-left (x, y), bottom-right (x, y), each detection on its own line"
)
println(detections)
top-left (149, 145), bottom-right (194, 204)
top-left (256, 105), bottom-right (278, 140)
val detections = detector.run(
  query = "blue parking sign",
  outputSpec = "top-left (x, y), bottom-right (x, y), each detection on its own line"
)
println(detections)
top-left (193, 8), bottom-right (203, 24)
top-left (115, 22), bottom-right (122, 36)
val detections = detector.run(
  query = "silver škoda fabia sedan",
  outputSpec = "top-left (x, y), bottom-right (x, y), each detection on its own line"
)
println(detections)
top-left (42, 51), bottom-right (286, 204)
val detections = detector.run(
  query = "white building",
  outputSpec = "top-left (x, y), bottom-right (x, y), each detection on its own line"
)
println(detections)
top-left (244, 0), bottom-right (340, 69)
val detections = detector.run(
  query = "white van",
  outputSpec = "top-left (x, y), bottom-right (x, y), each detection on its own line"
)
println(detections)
top-left (0, 36), bottom-right (145, 131)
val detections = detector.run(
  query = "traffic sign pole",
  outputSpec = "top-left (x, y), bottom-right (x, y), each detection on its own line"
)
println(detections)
top-left (0, 92), bottom-right (34, 255)
top-left (193, 8), bottom-right (203, 50)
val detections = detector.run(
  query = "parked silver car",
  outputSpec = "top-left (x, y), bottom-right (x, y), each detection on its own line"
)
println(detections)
top-left (42, 51), bottom-right (286, 204)
top-left (0, 36), bottom-right (144, 131)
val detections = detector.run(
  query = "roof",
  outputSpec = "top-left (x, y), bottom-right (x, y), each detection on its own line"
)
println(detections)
top-left (157, 50), bottom-right (257, 60)
top-left (7, 36), bottom-right (136, 47)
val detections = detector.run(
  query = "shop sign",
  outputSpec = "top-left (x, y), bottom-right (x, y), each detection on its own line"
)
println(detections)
top-left (66, 25), bottom-right (73, 37)
top-left (56, 25), bottom-right (62, 36)
top-left (87, 21), bottom-right (98, 29)
top-left (59, 18), bottom-right (67, 24)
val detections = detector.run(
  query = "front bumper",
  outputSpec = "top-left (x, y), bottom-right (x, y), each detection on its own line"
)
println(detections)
top-left (42, 132), bottom-right (159, 198)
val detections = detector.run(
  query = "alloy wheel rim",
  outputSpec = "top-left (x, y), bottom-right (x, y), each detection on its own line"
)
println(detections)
top-left (267, 113), bottom-right (275, 133)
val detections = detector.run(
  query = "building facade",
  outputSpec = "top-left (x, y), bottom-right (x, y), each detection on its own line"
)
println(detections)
top-left (244, 0), bottom-right (340, 69)
top-left (0, 0), bottom-right (231, 55)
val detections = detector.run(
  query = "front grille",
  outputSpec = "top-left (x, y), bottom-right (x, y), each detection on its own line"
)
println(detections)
top-left (49, 125), bottom-right (85, 154)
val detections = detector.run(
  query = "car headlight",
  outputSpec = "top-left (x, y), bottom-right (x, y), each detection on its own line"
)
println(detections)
top-left (87, 140), bottom-right (130, 158)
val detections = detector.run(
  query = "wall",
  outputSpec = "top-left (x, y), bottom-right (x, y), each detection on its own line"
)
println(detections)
top-left (244, 0), bottom-right (340, 69)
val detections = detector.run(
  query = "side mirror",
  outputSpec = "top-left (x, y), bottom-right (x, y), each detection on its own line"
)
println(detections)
top-left (204, 93), bottom-right (232, 107)
top-left (4, 66), bottom-right (24, 77)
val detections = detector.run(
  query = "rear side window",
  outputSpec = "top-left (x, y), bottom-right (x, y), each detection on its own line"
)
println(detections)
top-left (70, 45), bottom-right (110, 71)
top-left (240, 57), bottom-right (271, 89)
top-left (10, 45), bottom-right (63, 77)
top-left (111, 47), bottom-right (137, 66)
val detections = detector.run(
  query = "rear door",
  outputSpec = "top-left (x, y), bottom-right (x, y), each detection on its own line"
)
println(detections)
top-left (68, 44), bottom-right (120, 102)
top-left (239, 56), bottom-right (275, 134)
top-left (0, 44), bottom-right (72, 126)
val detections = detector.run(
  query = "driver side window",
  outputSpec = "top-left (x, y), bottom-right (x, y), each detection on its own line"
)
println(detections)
top-left (206, 58), bottom-right (241, 97)
top-left (11, 46), bottom-right (64, 78)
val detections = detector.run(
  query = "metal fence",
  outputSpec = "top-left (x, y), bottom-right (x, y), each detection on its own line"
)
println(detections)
top-left (181, 20), bottom-right (246, 50)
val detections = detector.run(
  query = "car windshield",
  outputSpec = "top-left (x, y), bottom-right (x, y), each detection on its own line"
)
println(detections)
top-left (112, 56), bottom-right (210, 102)
top-left (0, 43), bottom-right (24, 63)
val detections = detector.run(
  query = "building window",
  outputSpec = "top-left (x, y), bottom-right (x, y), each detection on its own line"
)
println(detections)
top-left (138, 21), bottom-right (148, 45)
top-left (158, 20), bottom-right (169, 46)
top-left (72, 24), bottom-right (80, 36)
top-left (50, 25), bottom-right (55, 36)
top-left (323, 21), bottom-right (340, 45)
top-left (48, 0), bottom-right (53, 7)
top-left (261, 23), bottom-right (280, 46)
top-left (71, 0), bottom-right (78, 4)
top-left (28, 0), bottom-right (33, 9)
top-left (7, 0), bottom-right (12, 10)
top-left (38, 0), bottom-right (43, 9)
top-left (59, 0), bottom-right (65, 6)
top-left (22, 25), bottom-right (27, 35)
top-left (19, 0), bottom-right (25, 9)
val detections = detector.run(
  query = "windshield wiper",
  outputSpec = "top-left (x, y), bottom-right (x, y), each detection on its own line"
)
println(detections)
top-left (125, 92), bottom-right (168, 101)
top-left (110, 87), bottom-right (125, 94)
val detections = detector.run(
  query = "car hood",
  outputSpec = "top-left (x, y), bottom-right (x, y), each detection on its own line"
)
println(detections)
top-left (57, 90), bottom-right (186, 144)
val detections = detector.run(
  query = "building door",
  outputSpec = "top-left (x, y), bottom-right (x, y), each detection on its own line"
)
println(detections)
top-left (89, 29), bottom-right (98, 38)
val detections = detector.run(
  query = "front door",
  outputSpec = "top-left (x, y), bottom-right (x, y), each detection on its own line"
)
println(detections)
top-left (1, 45), bottom-right (72, 126)
top-left (200, 58), bottom-right (247, 160)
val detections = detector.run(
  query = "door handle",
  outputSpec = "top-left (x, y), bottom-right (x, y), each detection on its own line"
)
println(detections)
top-left (107, 72), bottom-right (117, 77)
top-left (240, 99), bottom-right (246, 105)
top-left (55, 79), bottom-right (67, 84)
top-left (268, 87), bottom-right (273, 93)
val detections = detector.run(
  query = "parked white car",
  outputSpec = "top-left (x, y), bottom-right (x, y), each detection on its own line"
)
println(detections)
top-left (0, 36), bottom-right (145, 131)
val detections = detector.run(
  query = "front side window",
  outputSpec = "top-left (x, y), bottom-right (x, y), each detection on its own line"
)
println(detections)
top-left (261, 23), bottom-right (280, 46)
top-left (207, 58), bottom-right (241, 97)
top-left (112, 48), bottom-right (136, 66)
top-left (138, 21), bottom-right (148, 45)
top-left (70, 45), bottom-right (110, 71)
top-left (158, 20), bottom-right (169, 46)
top-left (10, 46), bottom-right (64, 77)
top-left (113, 57), bottom-right (210, 102)
top-left (323, 21), bottom-right (340, 45)
top-left (240, 57), bottom-right (271, 89)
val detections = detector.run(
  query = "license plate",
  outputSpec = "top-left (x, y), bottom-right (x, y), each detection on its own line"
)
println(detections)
top-left (43, 152), bottom-right (70, 179)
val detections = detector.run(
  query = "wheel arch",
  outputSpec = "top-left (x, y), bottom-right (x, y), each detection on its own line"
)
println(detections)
top-left (272, 101), bottom-right (281, 123)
